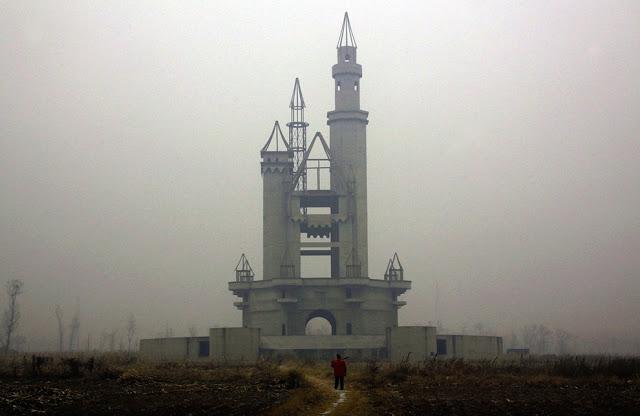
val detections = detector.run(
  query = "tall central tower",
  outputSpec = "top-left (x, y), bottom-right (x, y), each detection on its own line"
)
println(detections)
top-left (328, 13), bottom-right (369, 277)
top-left (230, 13), bottom-right (410, 338)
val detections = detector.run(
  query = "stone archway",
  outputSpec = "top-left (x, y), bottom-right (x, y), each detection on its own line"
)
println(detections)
top-left (305, 309), bottom-right (337, 335)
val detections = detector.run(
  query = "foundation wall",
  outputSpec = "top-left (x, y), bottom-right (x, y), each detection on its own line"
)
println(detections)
top-left (209, 327), bottom-right (261, 364)
top-left (436, 334), bottom-right (503, 359)
top-left (386, 326), bottom-right (437, 362)
top-left (139, 337), bottom-right (209, 361)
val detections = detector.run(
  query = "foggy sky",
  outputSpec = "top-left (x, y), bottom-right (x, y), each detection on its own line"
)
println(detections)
top-left (1, 1), bottom-right (639, 352)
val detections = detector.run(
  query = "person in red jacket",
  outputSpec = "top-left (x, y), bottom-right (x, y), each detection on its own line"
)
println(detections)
top-left (330, 353), bottom-right (347, 390)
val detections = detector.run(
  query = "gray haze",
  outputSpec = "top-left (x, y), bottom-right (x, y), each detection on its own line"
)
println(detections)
top-left (1, 1), bottom-right (639, 352)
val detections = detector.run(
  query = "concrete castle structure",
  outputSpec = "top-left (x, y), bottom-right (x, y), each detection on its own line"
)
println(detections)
top-left (141, 13), bottom-right (502, 362)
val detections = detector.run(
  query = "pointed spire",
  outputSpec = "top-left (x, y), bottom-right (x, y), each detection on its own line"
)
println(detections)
top-left (337, 12), bottom-right (357, 48)
top-left (261, 121), bottom-right (291, 153)
top-left (289, 78), bottom-right (305, 109)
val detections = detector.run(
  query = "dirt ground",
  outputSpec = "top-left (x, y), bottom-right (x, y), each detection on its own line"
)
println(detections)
top-left (358, 373), bottom-right (640, 416)
top-left (1, 356), bottom-right (639, 415)
top-left (0, 377), bottom-right (290, 415)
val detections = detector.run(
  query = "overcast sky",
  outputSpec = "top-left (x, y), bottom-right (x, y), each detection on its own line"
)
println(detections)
top-left (1, 1), bottom-right (639, 352)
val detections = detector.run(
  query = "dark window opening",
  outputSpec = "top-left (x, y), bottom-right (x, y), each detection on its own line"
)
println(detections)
top-left (281, 290), bottom-right (286, 298)
top-left (281, 324), bottom-right (286, 336)
top-left (437, 339), bottom-right (447, 355)
top-left (354, 82), bottom-right (359, 91)
top-left (346, 322), bottom-right (353, 335)
top-left (344, 54), bottom-right (351, 62)
top-left (346, 288), bottom-right (352, 298)
top-left (337, 81), bottom-right (341, 91)
top-left (198, 340), bottom-right (210, 357)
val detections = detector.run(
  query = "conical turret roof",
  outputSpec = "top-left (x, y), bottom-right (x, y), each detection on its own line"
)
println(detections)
top-left (337, 12), bottom-right (357, 48)
top-left (261, 121), bottom-right (290, 153)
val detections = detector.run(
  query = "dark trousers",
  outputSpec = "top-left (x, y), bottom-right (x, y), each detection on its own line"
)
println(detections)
top-left (334, 376), bottom-right (344, 390)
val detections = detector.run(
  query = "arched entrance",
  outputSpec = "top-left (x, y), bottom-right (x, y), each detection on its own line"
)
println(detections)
top-left (305, 309), bottom-right (337, 335)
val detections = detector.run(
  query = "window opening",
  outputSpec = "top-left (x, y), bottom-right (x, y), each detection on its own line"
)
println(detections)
top-left (198, 340), bottom-right (210, 357)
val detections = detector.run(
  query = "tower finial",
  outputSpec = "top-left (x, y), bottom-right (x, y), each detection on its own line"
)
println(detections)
top-left (337, 12), bottom-right (357, 48)
top-left (289, 77), bottom-right (305, 109)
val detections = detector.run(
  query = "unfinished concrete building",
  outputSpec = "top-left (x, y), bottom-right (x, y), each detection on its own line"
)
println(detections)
top-left (140, 13), bottom-right (503, 362)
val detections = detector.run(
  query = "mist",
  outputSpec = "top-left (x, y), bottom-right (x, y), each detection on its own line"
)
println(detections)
top-left (1, 1), bottom-right (639, 353)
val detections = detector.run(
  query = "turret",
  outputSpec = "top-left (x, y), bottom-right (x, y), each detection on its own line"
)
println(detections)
top-left (261, 121), bottom-right (299, 279)
top-left (333, 12), bottom-right (362, 111)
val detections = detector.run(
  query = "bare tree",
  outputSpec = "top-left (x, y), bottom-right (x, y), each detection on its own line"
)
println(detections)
top-left (98, 331), bottom-right (107, 351)
top-left (555, 328), bottom-right (574, 355)
top-left (536, 324), bottom-right (552, 354)
top-left (107, 329), bottom-right (117, 351)
top-left (68, 311), bottom-right (80, 351)
top-left (2, 279), bottom-right (25, 354)
top-left (508, 330), bottom-right (520, 349)
top-left (522, 325), bottom-right (537, 352)
top-left (127, 314), bottom-right (136, 352)
top-left (54, 305), bottom-right (65, 352)
top-left (164, 322), bottom-right (173, 338)
top-left (522, 324), bottom-right (553, 354)
top-left (188, 325), bottom-right (198, 337)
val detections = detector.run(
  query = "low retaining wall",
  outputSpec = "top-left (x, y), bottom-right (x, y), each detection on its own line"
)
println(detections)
top-left (139, 336), bottom-right (209, 361)
top-left (139, 327), bottom-right (503, 362)
top-left (436, 334), bottom-right (503, 359)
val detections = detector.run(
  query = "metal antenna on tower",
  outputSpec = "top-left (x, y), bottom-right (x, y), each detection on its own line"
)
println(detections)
top-left (287, 78), bottom-right (309, 191)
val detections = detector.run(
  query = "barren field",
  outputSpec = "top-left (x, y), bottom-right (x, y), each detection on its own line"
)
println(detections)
top-left (0, 354), bottom-right (638, 415)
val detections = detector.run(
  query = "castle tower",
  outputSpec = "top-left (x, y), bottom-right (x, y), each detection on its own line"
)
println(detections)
top-left (260, 121), bottom-right (299, 280)
top-left (328, 12), bottom-right (369, 277)
top-left (230, 13), bottom-right (410, 339)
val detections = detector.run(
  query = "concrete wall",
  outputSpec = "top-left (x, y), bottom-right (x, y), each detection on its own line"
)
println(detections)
top-left (209, 327), bottom-right (260, 364)
top-left (436, 334), bottom-right (503, 359)
top-left (386, 326), bottom-right (437, 362)
top-left (139, 337), bottom-right (209, 361)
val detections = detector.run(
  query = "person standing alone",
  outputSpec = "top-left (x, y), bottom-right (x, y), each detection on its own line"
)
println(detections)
top-left (331, 353), bottom-right (347, 390)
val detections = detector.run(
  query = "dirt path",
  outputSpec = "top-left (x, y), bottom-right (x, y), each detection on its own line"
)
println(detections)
top-left (319, 388), bottom-right (346, 415)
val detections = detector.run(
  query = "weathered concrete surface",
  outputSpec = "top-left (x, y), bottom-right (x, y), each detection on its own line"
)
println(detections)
top-left (437, 334), bottom-right (503, 359)
top-left (139, 336), bottom-right (209, 361)
top-left (260, 335), bottom-right (385, 350)
top-left (210, 327), bottom-right (260, 364)
top-left (229, 278), bottom-right (410, 336)
top-left (386, 326), bottom-right (437, 362)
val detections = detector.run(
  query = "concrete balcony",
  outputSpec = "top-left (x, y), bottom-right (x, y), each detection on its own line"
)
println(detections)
top-left (229, 277), bottom-right (411, 296)
top-left (233, 301), bottom-right (249, 309)
top-left (344, 298), bottom-right (364, 304)
top-left (276, 297), bottom-right (299, 304)
top-left (392, 300), bottom-right (407, 308)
